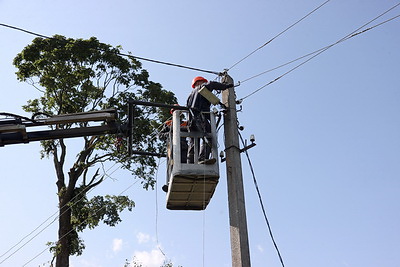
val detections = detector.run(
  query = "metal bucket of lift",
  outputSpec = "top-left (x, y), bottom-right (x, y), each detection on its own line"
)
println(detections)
top-left (166, 110), bottom-right (219, 210)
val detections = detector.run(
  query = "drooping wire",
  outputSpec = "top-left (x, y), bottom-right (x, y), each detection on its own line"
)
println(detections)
top-left (125, 53), bottom-right (220, 75)
top-left (12, 121), bottom-right (168, 264)
top-left (0, 23), bottom-right (49, 38)
top-left (0, 210), bottom-right (57, 260)
top-left (154, 157), bottom-right (167, 258)
top-left (202, 158), bottom-right (207, 267)
top-left (239, 5), bottom-right (400, 101)
top-left (238, 46), bottom-right (331, 84)
top-left (238, 132), bottom-right (285, 267)
top-left (0, 112), bottom-right (37, 123)
top-left (0, 162), bottom-right (121, 264)
top-left (22, 175), bottom-right (139, 267)
top-left (0, 214), bottom-right (58, 265)
top-left (238, 5), bottom-right (400, 86)
top-left (1, 115), bottom-right (167, 262)
top-left (0, 23), bottom-right (220, 75)
top-left (227, 0), bottom-right (332, 71)
top-left (1, 114), bottom-right (170, 264)
top-left (3, 123), bottom-right (165, 264)
top-left (202, 203), bottom-right (206, 267)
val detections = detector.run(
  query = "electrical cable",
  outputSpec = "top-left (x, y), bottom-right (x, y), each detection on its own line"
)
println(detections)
top-left (4, 3), bottom-right (398, 264)
top-left (238, 46), bottom-right (331, 84)
top-left (1, 112), bottom-right (170, 264)
top-left (0, 214), bottom-right (58, 265)
top-left (0, 23), bottom-right (48, 38)
top-left (9, 132), bottom-right (168, 265)
top-left (227, 0), bottom-right (332, 71)
top-left (202, 204), bottom-right (206, 267)
top-left (22, 172), bottom-right (139, 267)
top-left (0, 20), bottom-right (220, 266)
top-left (124, 53), bottom-right (220, 75)
top-left (238, 132), bottom-right (286, 267)
top-left (0, 112), bottom-right (37, 123)
top-left (3, 123), bottom-right (165, 264)
top-left (0, 23), bottom-right (220, 75)
top-left (0, 210), bottom-right (58, 260)
top-left (3, 119), bottom-right (169, 264)
top-left (0, 162), bottom-right (121, 264)
top-left (239, 6), bottom-right (400, 101)
top-left (154, 157), bottom-right (167, 258)
top-left (32, 112), bottom-right (53, 120)
top-left (238, 5), bottom-right (400, 86)
top-left (202, 152), bottom-right (208, 267)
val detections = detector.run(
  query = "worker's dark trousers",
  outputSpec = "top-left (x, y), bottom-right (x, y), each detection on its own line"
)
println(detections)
top-left (180, 138), bottom-right (188, 163)
top-left (187, 118), bottom-right (211, 163)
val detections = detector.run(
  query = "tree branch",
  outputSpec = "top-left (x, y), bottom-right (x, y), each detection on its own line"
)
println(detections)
top-left (54, 140), bottom-right (66, 191)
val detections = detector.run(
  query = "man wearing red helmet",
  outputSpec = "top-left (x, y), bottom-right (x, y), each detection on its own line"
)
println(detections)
top-left (186, 76), bottom-right (233, 164)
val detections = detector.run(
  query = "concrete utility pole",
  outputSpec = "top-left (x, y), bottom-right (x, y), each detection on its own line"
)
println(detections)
top-left (222, 74), bottom-right (251, 267)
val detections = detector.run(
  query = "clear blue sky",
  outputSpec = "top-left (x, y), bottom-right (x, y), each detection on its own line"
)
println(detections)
top-left (1, 1), bottom-right (400, 266)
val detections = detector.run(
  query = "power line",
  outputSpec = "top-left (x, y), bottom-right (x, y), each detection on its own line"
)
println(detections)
top-left (0, 213), bottom-right (58, 265)
top-left (0, 118), bottom-right (166, 262)
top-left (0, 116), bottom-right (169, 264)
top-left (0, 23), bottom-right (221, 75)
top-left (22, 173), bottom-right (138, 267)
top-left (238, 3), bottom-right (400, 86)
top-left (0, 163), bottom-right (121, 265)
top-left (0, 112), bottom-right (37, 123)
top-left (0, 210), bottom-right (58, 260)
top-left (238, 46), bottom-right (331, 84)
top-left (227, 0), bottom-right (332, 71)
top-left (124, 53), bottom-right (221, 75)
top-left (238, 132), bottom-right (285, 267)
top-left (4, 121), bottom-right (168, 264)
top-left (155, 158), bottom-right (167, 258)
top-left (0, 23), bottom-right (49, 38)
top-left (239, 5), bottom-right (400, 101)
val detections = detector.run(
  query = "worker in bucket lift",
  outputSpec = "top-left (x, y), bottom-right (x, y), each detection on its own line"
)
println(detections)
top-left (186, 76), bottom-right (233, 164)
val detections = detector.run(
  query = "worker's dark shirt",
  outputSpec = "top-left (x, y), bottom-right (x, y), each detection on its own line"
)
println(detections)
top-left (186, 81), bottom-right (230, 115)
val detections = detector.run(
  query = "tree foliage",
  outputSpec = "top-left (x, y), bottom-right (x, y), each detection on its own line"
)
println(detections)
top-left (14, 35), bottom-right (175, 181)
top-left (14, 35), bottom-right (176, 265)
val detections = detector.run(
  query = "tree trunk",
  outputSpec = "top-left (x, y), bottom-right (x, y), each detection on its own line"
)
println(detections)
top-left (53, 140), bottom-right (73, 267)
top-left (56, 195), bottom-right (72, 267)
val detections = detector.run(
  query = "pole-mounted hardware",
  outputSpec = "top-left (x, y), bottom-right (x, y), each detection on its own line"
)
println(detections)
top-left (240, 134), bottom-right (256, 153)
top-left (220, 134), bottom-right (256, 162)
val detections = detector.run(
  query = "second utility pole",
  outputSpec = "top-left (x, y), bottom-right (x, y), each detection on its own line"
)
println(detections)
top-left (222, 74), bottom-right (251, 267)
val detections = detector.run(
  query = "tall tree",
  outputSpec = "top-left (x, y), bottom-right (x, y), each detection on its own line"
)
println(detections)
top-left (13, 35), bottom-right (176, 266)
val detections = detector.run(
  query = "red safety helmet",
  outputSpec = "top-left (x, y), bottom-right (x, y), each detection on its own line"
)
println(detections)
top-left (191, 76), bottom-right (208, 88)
